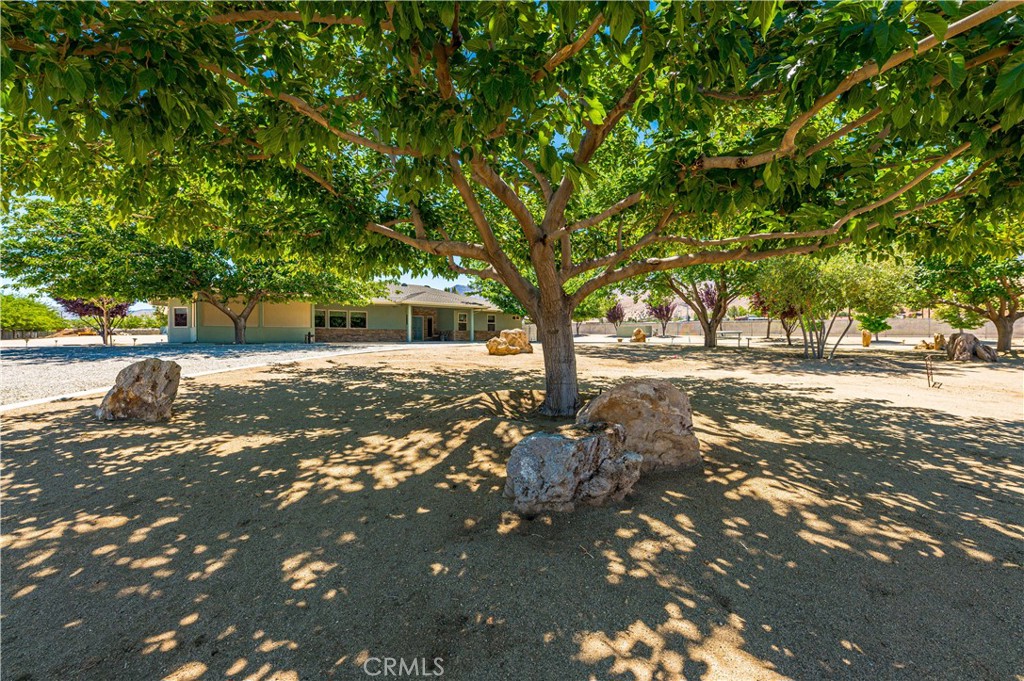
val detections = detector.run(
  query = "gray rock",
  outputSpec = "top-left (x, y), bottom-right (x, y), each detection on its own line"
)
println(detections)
top-left (95, 358), bottom-right (181, 421)
top-left (504, 424), bottom-right (642, 515)
top-left (577, 378), bottom-right (702, 472)
top-left (947, 332), bottom-right (998, 362)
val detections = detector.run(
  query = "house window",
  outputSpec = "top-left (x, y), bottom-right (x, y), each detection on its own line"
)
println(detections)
top-left (457, 313), bottom-right (468, 331)
top-left (314, 310), bottom-right (326, 328)
top-left (487, 314), bottom-right (496, 331)
top-left (349, 311), bottom-right (367, 329)
top-left (173, 307), bottom-right (189, 327)
top-left (329, 311), bottom-right (347, 328)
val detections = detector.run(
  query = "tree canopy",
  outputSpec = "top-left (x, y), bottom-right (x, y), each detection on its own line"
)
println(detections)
top-left (916, 252), bottom-right (1024, 350)
top-left (3, 0), bottom-right (1022, 412)
top-left (0, 293), bottom-right (63, 334)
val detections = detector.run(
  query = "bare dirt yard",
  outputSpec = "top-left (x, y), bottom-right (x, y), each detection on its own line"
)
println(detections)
top-left (2, 344), bottom-right (1022, 680)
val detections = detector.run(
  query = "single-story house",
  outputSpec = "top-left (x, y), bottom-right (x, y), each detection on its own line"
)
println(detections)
top-left (164, 284), bottom-right (522, 344)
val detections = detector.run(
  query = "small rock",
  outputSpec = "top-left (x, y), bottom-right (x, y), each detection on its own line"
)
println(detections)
top-left (577, 379), bottom-right (702, 472)
top-left (504, 424), bottom-right (642, 515)
top-left (95, 358), bottom-right (181, 421)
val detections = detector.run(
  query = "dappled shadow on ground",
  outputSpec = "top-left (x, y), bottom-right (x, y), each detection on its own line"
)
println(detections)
top-left (0, 342), bottom-right (399, 368)
top-left (2, 354), bottom-right (1023, 680)
top-left (576, 342), bottom-right (1024, 382)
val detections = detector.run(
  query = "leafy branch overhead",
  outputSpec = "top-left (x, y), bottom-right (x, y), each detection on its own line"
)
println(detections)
top-left (2, 0), bottom-right (1022, 413)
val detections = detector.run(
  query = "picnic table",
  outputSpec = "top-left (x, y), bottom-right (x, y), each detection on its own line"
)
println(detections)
top-left (717, 330), bottom-right (742, 346)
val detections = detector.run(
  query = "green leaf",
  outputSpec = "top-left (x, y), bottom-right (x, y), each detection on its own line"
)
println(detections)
top-left (991, 48), bottom-right (1024, 105)
top-left (945, 53), bottom-right (965, 89)
top-left (585, 97), bottom-right (606, 125)
top-left (748, 1), bottom-right (780, 38)
top-left (64, 66), bottom-right (87, 100)
top-left (137, 68), bottom-right (158, 92)
top-left (763, 161), bottom-right (782, 192)
top-left (917, 12), bottom-right (947, 41)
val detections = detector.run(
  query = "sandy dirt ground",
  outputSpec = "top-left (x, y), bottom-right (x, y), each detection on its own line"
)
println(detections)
top-left (2, 343), bottom-right (1023, 681)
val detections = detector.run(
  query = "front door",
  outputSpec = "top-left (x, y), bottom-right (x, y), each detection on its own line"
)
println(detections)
top-left (426, 316), bottom-right (433, 339)
top-left (412, 316), bottom-right (424, 341)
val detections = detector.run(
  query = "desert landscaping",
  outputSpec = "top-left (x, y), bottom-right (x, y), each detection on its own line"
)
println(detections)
top-left (2, 343), bottom-right (1022, 680)
top-left (4, 2), bottom-right (1024, 679)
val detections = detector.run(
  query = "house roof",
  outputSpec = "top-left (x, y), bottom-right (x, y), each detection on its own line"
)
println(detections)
top-left (373, 284), bottom-right (500, 310)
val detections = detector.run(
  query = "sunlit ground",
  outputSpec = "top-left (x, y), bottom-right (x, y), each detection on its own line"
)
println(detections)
top-left (2, 344), bottom-right (1022, 680)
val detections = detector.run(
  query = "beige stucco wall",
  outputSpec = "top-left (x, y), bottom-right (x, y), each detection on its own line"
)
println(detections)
top-left (263, 302), bottom-right (310, 328)
top-left (198, 301), bottom-right (247, 327)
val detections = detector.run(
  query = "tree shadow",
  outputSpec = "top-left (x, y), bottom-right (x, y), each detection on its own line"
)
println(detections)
top-left (2, 354), bottom-right (1022, 680)
top-left (576, 342), bottom-right (1024, 381)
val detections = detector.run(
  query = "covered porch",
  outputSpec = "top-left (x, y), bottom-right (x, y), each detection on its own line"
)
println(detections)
top-left (404, 305), bottom-right (501, 342)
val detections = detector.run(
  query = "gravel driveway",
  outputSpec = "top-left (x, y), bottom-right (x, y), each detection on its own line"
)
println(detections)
top-left (0, 343), bottom-right (417, 406)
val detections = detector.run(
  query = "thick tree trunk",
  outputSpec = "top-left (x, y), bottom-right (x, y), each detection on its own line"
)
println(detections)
top-left (700, 313), bottom-right (726, 347)
top-left (233, 317), bottom-right (247, 344)
top-left (537, 306), bottom-right (579, 417)
top-left (765, 318), bottom-right (772, 339)
top-left (994, 316), bottom-right (1015, 352)
top-left (702, 319), bottom-right (718, 348)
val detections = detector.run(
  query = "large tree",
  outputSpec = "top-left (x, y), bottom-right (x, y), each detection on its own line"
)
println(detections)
top-left (1, 199), bottom-right (380, 344)
top-left (917, 254), bottom-right (1024, 351)
top-left (176, 247), bottom-right (381, 344)
top-left (0, 293), bottom-right (64, 335)
top-left (1, 200), bottom-right (182, 344)
top-left (3, 1), bottom-right (1022, 414)
top-left (642, 264), bottom-right (753, 347)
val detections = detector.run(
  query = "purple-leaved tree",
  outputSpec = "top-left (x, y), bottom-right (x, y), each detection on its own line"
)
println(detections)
top-left (647, 300), bottom-right (678, 336)
top-left (605, 302), bottom-right (626, 331)
top-left (54, 298), bottom-right (131, 346)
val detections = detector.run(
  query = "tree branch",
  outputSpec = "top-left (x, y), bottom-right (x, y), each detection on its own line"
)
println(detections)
top-left (564, 191), bottom-right (645, 234)
top-left (470, 156), bottom-right (540, 239)
top-left (520, 159), bottom-right (553, 203)
top-left (365, 222), bottom-right (490, 261)
top-left (532, 13), bottom-right (605, 82)
top-left (204, 10), bottom-right (391, 30)
top-left (201, 63), bottom-right (421, 157)
top-left (546, 71), bottom-right (646, 230)
top-left (689, 1), bottom-right (1018, 172)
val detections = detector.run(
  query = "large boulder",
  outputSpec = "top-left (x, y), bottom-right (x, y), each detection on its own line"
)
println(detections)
top-left (501, 328), bottom-right (533, 353)
top-left (486, 328), bottom-right (533, 355)
top-left (630, 328), bottom-right (647, 343)
top-left (504, 424), bottom-right (642, 515)
top-left (95, 358), bottom-right (182, 421)
top-left (486, 337), bottom-right (517, 356)
top-left (577, 379), bottom-right (702, 472)
top-left (947, 333), bottom-right (998, 362)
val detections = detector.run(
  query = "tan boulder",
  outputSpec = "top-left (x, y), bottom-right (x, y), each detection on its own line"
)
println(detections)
top-left (504, 424), bottom-right (642, 515)
top-left (95, 358), bottom-right (181, 421)
top-left (486, 337), bottom-right (518, 356)
top-left (500, 328), bottom-right (533, 353)
top-left (630, 328), bottom-right (647, 343)
top-left (577, 379), bottom-right (701, 472)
